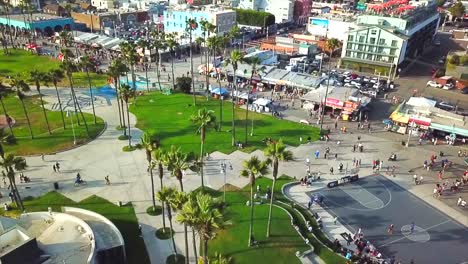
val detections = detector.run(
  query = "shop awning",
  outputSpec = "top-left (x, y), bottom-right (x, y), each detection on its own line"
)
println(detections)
top-left (390, 111), bottom-right (409, 124)
top-left (409, 116), bottom-right (431, 126)
top-left (430, 123), bottom-right (468, 137)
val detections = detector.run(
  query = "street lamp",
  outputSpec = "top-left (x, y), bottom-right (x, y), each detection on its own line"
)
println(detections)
top-left (66, 110), bottom-right (76, 145)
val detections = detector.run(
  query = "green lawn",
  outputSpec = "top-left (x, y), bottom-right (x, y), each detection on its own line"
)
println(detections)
top-left (0, 191), bottom-right (150, 264)
top-left (207, 178), bottom-right (308, 264)
top-left (0, 49), bottom-right (109, 88)
top-left (1, 93), bottom-right (105, 155)
top-left (131, 93), bottom-right (320, 154)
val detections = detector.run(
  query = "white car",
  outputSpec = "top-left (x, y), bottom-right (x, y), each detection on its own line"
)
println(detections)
top-left (344, 83), bottom-right (354, 87)
top-left (426, 81), bottom-right (442, 88)
top-left (443, 83), bottom-right (454, 90)
top-left (342, 71), bottom-right (351, 77)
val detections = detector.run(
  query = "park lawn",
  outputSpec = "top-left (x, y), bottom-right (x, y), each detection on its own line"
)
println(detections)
top-left (131, 93), bottom-right (320, 154)
top-left (0, 49), bottom-right (108, 88)
top-left (1, 93), bottom-right (105, 155)
top-left (0, 191), bottom-right (150, 264)
top-left (208, 176), bottom-right (308, 264)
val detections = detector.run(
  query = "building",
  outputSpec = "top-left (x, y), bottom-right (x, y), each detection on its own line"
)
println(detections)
top-left (163, 5), bottom-right (236, 37)
top-left (237, 0), bottom-right (266, 11)
top-left (0, 13), bottom-right (74, 36)
top-left (294, 0), bottom-right (312, 25)
top-left (43, 4), bottom-right (68, 17)
top-left (307, 14), bottom-right (356, 42)
top-left (340, 0), bottom-right (440, 76)
top-left (8, 0), bottom-right (40, 9)
top-left (72, 10), bottom-right (148, 31)
top-left (265, 0), bottom-right (294, 23)
top-left (91, 0), bottom-right (115, 10)
top-left (0, 207), bottom-right (125, 264)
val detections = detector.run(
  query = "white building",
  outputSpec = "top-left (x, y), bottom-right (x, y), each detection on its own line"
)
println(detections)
top-left (307, 15), bottom-right (356, 42)
top-left (91, 0), bottom-right (115, 10)
top-left (237, 0), bottom-right (293, 23)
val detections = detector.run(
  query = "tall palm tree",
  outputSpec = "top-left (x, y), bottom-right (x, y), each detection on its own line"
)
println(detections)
top-left (107, 62), bottom-right (124, 129)
top-left (190, 108), bottom-right (216, 188)
top-left (191, 192), bottom-right (228, 264)
top-left (186, 18), bottom-right (198, 106)
top-left (120, 42), bottom-right (138, 92)
top-left (169, 190), bottom-right (190, 264)
top-left (141, 132), bottom-right (157, 211)
top-left (225, 26), bottom-right (240, 56)
top-left (244, 57), bottom-right (262, 144)
top-left (29, 69), bottom-right (52, 134)
top-left (0, 0), bottom-right (15, 51)
top-left (61, 48), bottom-right (90, 136)
top-left (10, 76), bottom-right (33, 139)
top-left (195, 37), bottom-right (204, 65)
top-left (326, 38), bottom-right (341, 60)
top-left (78, 55), bottom-right (97, 124)
top-left (0, 147), bottom-right (27, 211)
top-left (224, 50), bottom-right (244, 146)
top-left (152, 147), bottom-right (167, 228)
top-left (165, 145), bottom-right (189, 191)
top-left (207, 36), bottom-right (224, 131)
top-left (240, 156), bottom-right (269, 247)
top-left (0, 83), bottom-right (14, 136)
top-left (137, 38), bottom-right (151, 92)
top-left (156, 187), bottom-right (179, 259)
top-left (200, 21), bottom-right (216, 93)
top-left (45, 69), bottom-right (66, 129)
top-left (263, 139), bottom-right (293, 237)
top-left (150, 31), bottom-right (166, 92)
top-left (177, 193), bottom-right (199, 263)
top-left (118, 83), bottom-right (135, 147)
top-left (166, 33), bottom-right (179, 91)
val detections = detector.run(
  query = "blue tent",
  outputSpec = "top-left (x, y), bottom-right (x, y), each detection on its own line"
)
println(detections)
top-left (211, 87), bottom-right (229, 95)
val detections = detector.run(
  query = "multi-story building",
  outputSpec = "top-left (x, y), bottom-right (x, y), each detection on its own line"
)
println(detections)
top-left (72, 10), bottom-right (148, 31)
top-left (294, 0), bottom-right (312, 25)
top-left (91, 0), bottom-right (115, 10)
top-left (307, 14), bottom-right (356, 42)
top-left (237, 0), bottom-right (266, 11)
top-left (237, 0), bottom-right (293, 23)
top-left (340, 0), bottom-right (440, 76)
top-left (163, 5), bottom-right (236, 37)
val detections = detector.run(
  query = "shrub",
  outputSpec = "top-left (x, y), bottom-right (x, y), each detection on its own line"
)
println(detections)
top-left (175, 76), bottom-right (192, 94)
top-left (234, 9), bottom-right (275, 27)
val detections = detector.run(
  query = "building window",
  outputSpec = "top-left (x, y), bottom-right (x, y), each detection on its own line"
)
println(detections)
top-left (348, 35), bottom-right (354, 41)
top-left (370, 37), bottom-right (375, 44)
top-left (371, 30), bottom-right (377, 34)
top-left (390, 49), bottom-right (396, 55)
top-left (358, 44), bottom-right (363, 51)
top-left (377, 47), bottom-right (384, 53)
top-left (359, 36), bottom-right (365, 42)
top-left (356, 52), bottom-right (362, 59)
top-left (347, 43), bottom-right (352, 49)
top-left (388, 57), bottom-right (394, 63)
top-left (376, 55), bottom-right (382, 61)
top-left (368, 46), bottom-right (374, 52)
top-left (391, 40), bottom-right (397, 47)
top-left (346, 51), bottom-right (351, 57)
top-left (366, 54), bottom-right (372, 60)
top-left (378, 39), bottom-right (386, 45)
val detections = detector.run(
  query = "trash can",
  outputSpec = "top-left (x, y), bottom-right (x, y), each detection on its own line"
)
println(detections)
top-left (53, 182), bottom-right (59, 190)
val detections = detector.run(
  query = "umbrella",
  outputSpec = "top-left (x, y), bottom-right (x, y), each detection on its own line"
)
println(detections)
top-left (211, 87), bottom-right (228, 95)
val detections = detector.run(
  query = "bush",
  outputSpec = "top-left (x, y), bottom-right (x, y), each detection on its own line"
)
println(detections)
top-left (175, 76), bottom-right (192, 94)
top-left (234, 9), bottom-right (275, 27)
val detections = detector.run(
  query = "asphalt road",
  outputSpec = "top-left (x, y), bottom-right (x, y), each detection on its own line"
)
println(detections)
top-left (309, 175), bottom-right (468, 264)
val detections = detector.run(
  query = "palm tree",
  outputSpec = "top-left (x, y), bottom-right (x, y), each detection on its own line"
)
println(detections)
top-left (46, 69), bottom-right (66, 129)
top-left (156, 187), bottom-right (179, 259)
top-left (10, 76), bottom-right (33, 139)
top-left (224, 50), bottom-right (244, 146)
top-left (0, 146), bottom-right (27, 211)
top-left (210, 253), bottom-right (232, 264)
top-left (120, 42), bottom-right (138, 92)
top-left (207, 36), bottom-right (224, 131)
top-left (137, 38), bottom-right (151, 92)
top-left (186, 18), bottom-right (198, 106)
top-left (240, 156), bottom-right (269, 247)
top-left (150, 31), bottom-right (166, 92)
top-left (118, 83), bottom-right (135, 147)
top-left (107, 62), bottom-right (124, 129)
top-left (244, 56), bottom-right (262, 143)
top-left (61, 48), bottom-right (90, 136)
top-left (0, 0), bottom-right (15, 51)
top-left (29, 69), bottom-right (52, 134)
top-left (190, 108), bottom-right (216, 188)
top-left (78, 55), bottom-right (97, 124)
top-left (195, 37), bottom-right (204, 65)
top-left (0, 83), bottom-right (14, 136)
top-left (141, 132), bottom-right (158, 211)
top-left (152, 147), bottom-right (167, 228)
top-left (225, 26), bottom-right (240, 56)
top-left (200, 21), bottom-right (216, 93)
top-left (166, 33), bottom-right (179, 91)
top-left (191, 192), bottom-right (228, 264)
top-left (263, 139), bottom-right (293, 237)
top-left (169, 190), bottom-right (190, 264)
top-left (165, 145), bottom-right (189, 191)
top-left (58, 30), bottom-right (72, 47)
top-left (176, 194), bottom-right (199, 263)
top-left (326, 38), bottom-right (341, 60)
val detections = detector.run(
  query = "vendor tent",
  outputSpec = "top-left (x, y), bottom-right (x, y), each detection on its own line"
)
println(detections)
top-left (253, 98), bottom-right (272, 106)
top-left (211, 87), bottom-right (229, 95)
top-left (406, 97), bottom-right (436, 108)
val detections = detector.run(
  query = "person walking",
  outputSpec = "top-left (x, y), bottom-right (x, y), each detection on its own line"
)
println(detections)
top-left (330, 167), bottom-right (334, 175)
top-left (105, 175), bottom-right (111, 185)
top-left (438, 170), bottom-right (443, 181)
top-left (334, 153), bottom-right (338, 160)
top-left (387, 224), bottom-right (394, 235)
top-left (410, 222), bottom-right (415, 233)
top-left (53, 165), bottom-right (56, 173)
top-left (41, 154), bottom-right (45, 161)
top-left (55, 162), bottom-right (60, 172)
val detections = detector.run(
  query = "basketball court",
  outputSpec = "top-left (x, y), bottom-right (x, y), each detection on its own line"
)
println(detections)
top-left (308, 175), bottom-right (468, 263)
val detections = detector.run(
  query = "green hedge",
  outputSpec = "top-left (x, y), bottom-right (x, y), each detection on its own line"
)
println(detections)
top-left (234, 9), bottom-right (275, 27)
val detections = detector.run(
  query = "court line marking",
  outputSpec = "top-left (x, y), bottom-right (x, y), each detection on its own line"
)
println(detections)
top-left (379, 219), bottom-right (452, 247)
top-left (339, 185), bottom-right (384, 209)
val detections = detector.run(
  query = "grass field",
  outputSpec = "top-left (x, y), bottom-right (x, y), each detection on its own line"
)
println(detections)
top-left (0, 191), bottom-right (150, 264)
top-left (1, 93), bottom-right (105, 155)
top-left (208, 176), bottom-right (308, 264)
top-left (0, 50), bottom-right (108, 88)
top-left (131, 93), bottom-right (320, 154)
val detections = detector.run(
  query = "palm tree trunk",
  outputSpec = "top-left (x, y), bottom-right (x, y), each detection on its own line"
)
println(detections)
top-left (266, 177), bottom-right (276, 237)
top-left (189, 32), bottom-right (196, 106)
top-left (167, 205), bottom-right (178, 258)
top-left (38, 91), bottom-right (52, 134)
top-left (248, 182), bottom-right (254, 247)
top-left (171, 52), bottom-right (175, 90)
top-left (85, 69), bottom-right (97, 124)
top-left (192, 228), bottom-right (198, 262)
top-left (70, 86), bottom-right (90, 137)
top-left (149, 164), bottom-right (156, 209)
top-left (53, 83), bottom-right (66, 129)
top-left (159, 167), bottom-right (166, 229)
top-left (184, 223), bottom-right (189, 264)
top-left (245, 92), bottom-right (249, 145)
top-left (120, 97), bottom-right (127, 135)
top-left (205, 45), bottom-right (209, 93)
top-left (0, 98), bottom-right (14, 137)
top-left (231, 76), bottom-right (237, 146)
top-left (156, 52), bottom-right (162, 91)
top-left (178, 177), bottom-right (184, 192)
top-left (68, 74), bottom-right (81, 126)
top-left (7, 177), bottom-right (19, 206)
top-left (145, 65), bottom-right (150, 92)
top-left (200, 131), bottom-right (205, 188)
top-left (20, 99), bottom-right (34, 139)
top-left (115, 77), bottom-right (123, 128)
top-left (11, 177), bottom-right (24, 211)
top-left (203, 239), bottom-right (208, 264)
top-left (126, 101), bottom-right (131, 147)
top-left (217, 69), bottom-right (223, 131)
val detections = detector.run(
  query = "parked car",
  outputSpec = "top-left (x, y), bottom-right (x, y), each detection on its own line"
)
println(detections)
top-left (437, 101), bottom-right (456, 111)
top-left (443, 83), bottom-right (455, 90)
top-left (426, 81), bottom-right (442, 88)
